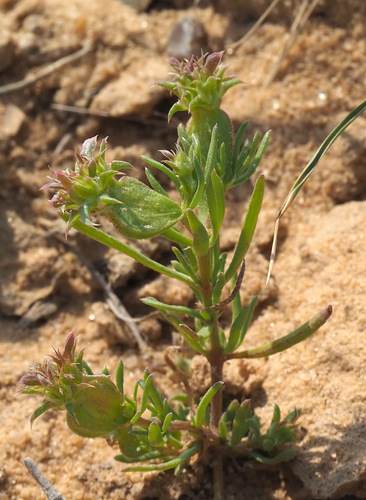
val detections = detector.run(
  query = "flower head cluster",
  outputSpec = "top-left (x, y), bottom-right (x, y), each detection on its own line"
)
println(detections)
top-left (43, 136), bottom-right (131, 233)
top-left (19, 332), bottom-right (133, 437)
top-left (158, 52), bottom-right (241, 119)
top-left (19, 331), bottom-right (85, 421)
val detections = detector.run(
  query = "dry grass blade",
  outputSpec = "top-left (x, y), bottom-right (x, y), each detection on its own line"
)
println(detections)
top-left (0, 44), bottom-right (92, 95)
top-left (263, 0), bottom-right (320, 88)
top-left (227, 0), bottom-right (282, 53)
top-left (266, 98), bottom-right (366, 283)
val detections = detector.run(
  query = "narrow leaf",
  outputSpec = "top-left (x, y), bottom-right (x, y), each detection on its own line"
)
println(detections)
top-left (141, 155), bottom-right (180, 188)
top-left (207, 170), bottom-right (225, 246)
top-left (194, 381), bottom-right (224, 428)
top-left (121, 442), bottom-right (202, 472)
top-left (249, 449), bottom-right (298, 465)
top-left (219, 419), bottom-right (228, 440)
top-left (186, 209), bottom-right (210, 257)
top-left (229, 400), bottom-right (252, 446)
top-left (228, 305), bottom-right (332, 359)
top-left (232, 121), bottom-right (250, 170)
top-left (141, 296), bottom-right (204, 320)
top-left (225, 175), bottom-right (265, 282)
top-left (162, 412), bottom-right (173, 434)
top-left (145, 168), bottom-right (168, 196)
top-left (224, 296), bottom-right (258, 354)
top-left (234, 131), bottom-right (270, 185)
top-left (172, 247), bottom-right (199, 283)
top-left (148, 422), bottom-right (165, 447)
top-left (203, 124), bottom-right (219, 182)
top-left (30, 401), bottom-right (55, 427)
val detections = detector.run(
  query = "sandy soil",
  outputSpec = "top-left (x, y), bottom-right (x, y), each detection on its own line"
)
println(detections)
top-left (0, 0), bottom-right (366, 499)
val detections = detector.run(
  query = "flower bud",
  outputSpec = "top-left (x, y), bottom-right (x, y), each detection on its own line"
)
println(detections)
top-left (66, 375), bottom-right (134, 438)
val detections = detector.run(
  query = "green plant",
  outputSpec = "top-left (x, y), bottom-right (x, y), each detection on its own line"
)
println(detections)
top-left (19, 53), bottom-right (366, 500)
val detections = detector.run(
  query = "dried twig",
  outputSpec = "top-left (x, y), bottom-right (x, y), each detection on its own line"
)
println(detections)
top-left (51, 103), bottom-right (178, 128)
top-left (50, 233), bottom-right (149, 352)
top-left (206, 260), bottom-right (246, 312)
top-left (263, 0), bottom-right (320, 88)
top-left (24, 457), bottom-right (68, 500)
top-left (227, 0), bottom-right (282, 53)
top-left (0, 44), bottom-right (92, 95)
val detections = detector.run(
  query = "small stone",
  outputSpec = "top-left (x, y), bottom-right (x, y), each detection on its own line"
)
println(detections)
top-left (0, 104), bottom-right (27, 138)
top-left (167, 17), bottom-right (209, 60)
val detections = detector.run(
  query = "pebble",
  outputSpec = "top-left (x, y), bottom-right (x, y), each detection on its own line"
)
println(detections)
top-left (167, 17), bottom-right (209, 59)
top-left (0, 104), bottom-right (27, 138)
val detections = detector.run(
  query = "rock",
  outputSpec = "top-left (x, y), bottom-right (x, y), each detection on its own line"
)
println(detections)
top-left (90, 57), bottom-right (168, 117)
top-left (0, 104), bottom-right (26, 138)
top-left (18, 300), bottom-right (58, 329)
top-left (167, 17), bottom-right (209, 59)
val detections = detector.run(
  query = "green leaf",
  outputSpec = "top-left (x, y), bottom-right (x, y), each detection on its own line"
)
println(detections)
top-left (115, 361), bottom-right (124, 395)
top-left (225, 399), bottom-right (240, 426)
top-left (219, 418), bottom-right (228, 440)
top-left (162, 227), bottom-right (193, 248)
top-left (211, 251), bottom-right (227, 284)
top-left (230, 305), bottom-right (332, 359)
top-left (229, 400), bottom-right (252, 445)
top-left (141, 155), bottom-right (180, 189)
top-left (148, 422), bottom-right (165, 447)
top-left (186, 209), bottom-right (210, 257)
top-left (271, 404), bottom-right (281, 425)
top-left (232, 121), bottom-right (250, 169)
top-left (248, 449), bottom-right (298, 465)
top-left (206, 170), bottom-right (225, 246)
top-left (145, 168), bottom-right (169, 196)
top-left (165, 315), bottom-right (207, 354)
top-left (203, 124), bottom-right (219, 183)
top-left (162, 412), bottom-right (173, 434)
top-left (141, 296), bottom-right (204, 320)
top-left (235, 131), bottom-right (260, 177)
top-left (30, 401), bottom-right (56, 427)
top-left (115, 450), bottom-right (164, 463)
top-left (187, 150), bottom-right (205, 209)
top-left (233, 131), bottom-right (270, 185)
top-left (224, 296), bottom-right (258, 354)
top-left (193, 381), bottom-right (224, 428)
top-left (108, 177), bottom-right (182, 239)
top-left (121, 442), bottom-right (202, 472)
top-left (224, 175), bottom-right (265, 283)
top-left (172, 247), bottom-right (200, 284)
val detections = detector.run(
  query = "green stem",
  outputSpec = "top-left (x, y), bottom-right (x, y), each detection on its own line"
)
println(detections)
top-left (67, 217), bottom-right (194, 287)
top-left (213, 452), bottom-right (224, 500)
top-left (196, 253), bottom-right (223, 428)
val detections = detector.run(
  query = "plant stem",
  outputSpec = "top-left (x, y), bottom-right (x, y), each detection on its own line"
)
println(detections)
top-left (197, 251), bottom-right (225, 499)
top-left (68, 217), bottom-right (194, 286)
top-left (213, 452), bottom-right (224, 500)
